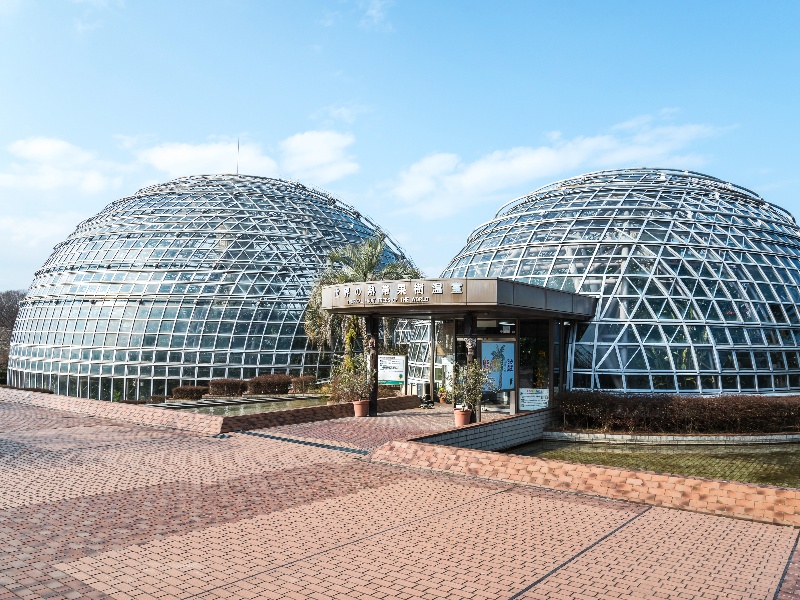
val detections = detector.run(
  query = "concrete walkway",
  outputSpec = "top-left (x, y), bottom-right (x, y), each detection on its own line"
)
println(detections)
top-left (1, 394), bottom-right (799, 599)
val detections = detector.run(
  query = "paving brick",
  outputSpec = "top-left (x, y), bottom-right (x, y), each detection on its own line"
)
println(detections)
top-left (1, 390), bottom-right (798, 599)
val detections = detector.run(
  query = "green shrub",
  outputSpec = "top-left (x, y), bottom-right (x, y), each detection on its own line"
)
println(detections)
top-left (20, 387), bottom-right (53, 394)
top-left (290, 375), bottom-right (317, 393)
top-left (553, 390), bottom-right (800, 434)
top-left (247, 374), bottom-right (292, 395)
top-left (172, 386), bottom-right (209, 400)
top-left (115, 395), bottom-right (156, 404)
top-left (209, 379), bottom-right (247, 396)
top-left (329, 355), bottom-right (372, 404)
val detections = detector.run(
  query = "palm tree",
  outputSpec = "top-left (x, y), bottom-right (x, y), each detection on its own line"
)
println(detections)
top-left (305, 234), bottom-right (422, 369)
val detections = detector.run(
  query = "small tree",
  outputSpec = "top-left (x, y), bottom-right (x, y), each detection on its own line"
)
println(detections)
top-left (0, 290), bottom-right (25, 329)
top-left (304, 234), bottom-right (422, 364)
top-left (448, 362), bottom-right (495, 413)
top-left (329, 354), bottom-right (374, 404)
top-left (0, 290), bottom-right (25, 382)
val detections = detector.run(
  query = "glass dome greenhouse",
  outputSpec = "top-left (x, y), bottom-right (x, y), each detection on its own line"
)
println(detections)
top-left (7, 174), bottom-right (405, 401)
top-left (440, 168), bottom-right (800, 394)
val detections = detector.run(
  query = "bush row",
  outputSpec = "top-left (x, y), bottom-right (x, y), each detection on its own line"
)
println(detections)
top-left (172, 386), bottom-right (210, 400)
top-left (552, 390), bottom-right (800, 434)
top-left (206, 375), bottom-right (319, 397)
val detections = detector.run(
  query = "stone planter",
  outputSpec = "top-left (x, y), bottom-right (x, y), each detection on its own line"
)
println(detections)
top-left (454, 409), bottom-right (472, 427)
top-left (353, 400), bottom-right (370, 417)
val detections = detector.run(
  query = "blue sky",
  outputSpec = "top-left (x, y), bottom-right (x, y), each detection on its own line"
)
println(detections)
top-left (1, 0), bottom-right (799, 288)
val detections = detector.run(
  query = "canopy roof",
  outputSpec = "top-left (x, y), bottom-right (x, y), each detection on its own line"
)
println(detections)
top-left (320, 277), bottom-right (597, 321)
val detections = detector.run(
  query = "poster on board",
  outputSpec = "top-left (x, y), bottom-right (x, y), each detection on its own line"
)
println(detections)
top-left (378, 355), bottom-right (406, 386)
top-left (481, 341), bottom-right (515, 390)
top-left (519, 388), bottom-right (549, 411)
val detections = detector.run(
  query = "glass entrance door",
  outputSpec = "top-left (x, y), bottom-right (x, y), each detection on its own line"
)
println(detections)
top-left (519, 320), bottom-right (551, 411)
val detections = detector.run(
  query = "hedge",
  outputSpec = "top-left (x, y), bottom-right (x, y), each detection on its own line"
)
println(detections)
top-left (209, 379), bottom-right (247, 396)
top-left (553, 390), bottom-right (800, 434)
top-left (172, 386), bottom-right (209, 401)
top-left (290, 375), bottom-right (317, 393)
top-left (247, 374), bottom-right (292, 395)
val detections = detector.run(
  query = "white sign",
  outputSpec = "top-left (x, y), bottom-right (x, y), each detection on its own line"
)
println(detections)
top-left (519, 388), bottom-right (549, 411)
top-left (378, 355), bottom-right (406, 386)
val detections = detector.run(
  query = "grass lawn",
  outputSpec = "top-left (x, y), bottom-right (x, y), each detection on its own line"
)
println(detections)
top-left (508, 441), bottom-right (800, 488)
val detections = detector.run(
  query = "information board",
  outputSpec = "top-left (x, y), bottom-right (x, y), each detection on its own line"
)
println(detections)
top-left (519, 388), bottom-right (549, 411)
top-left (378, 355), bottom-right (406, 386)
top-left (481, 341), bottom-right (515, 391)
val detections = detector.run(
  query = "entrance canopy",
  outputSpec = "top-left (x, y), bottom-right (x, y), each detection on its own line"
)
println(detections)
top-left (320, 277), bottom-right (597, 321)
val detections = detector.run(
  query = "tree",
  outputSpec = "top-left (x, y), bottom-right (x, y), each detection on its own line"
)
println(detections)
top-left (304, 234), bottom-right (421, 367)
top-left (0, 290), bottom-right (25, 329)
top-left (448, 361), bottom-right (495, 413)
top-left (0, 290), bottom-right (26, 384)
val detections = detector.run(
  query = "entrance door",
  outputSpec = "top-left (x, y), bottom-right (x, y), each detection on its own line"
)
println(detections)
top-left (518, 320), bottom-right (551, 411)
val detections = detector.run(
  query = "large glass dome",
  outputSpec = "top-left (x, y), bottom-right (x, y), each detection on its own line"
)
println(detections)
top-left (7, 174), bottom-right (405, 401)
top-left (441, 168), bottom-right (800, 393)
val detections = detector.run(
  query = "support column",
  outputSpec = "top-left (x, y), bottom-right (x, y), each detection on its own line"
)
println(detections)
top-left (465, 337), bottom-right (476, 364)
top-left (367, 315), bottom-right (379, 417)
top-left (429, 317), bottom-right (436, 403)
top-left (548, 318), bottom-right (555, 407)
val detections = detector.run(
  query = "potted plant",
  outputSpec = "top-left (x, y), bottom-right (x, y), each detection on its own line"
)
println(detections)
top-left (329, 354), bottom-right (374, 417)
top-left (448, 361), bottom-right (494, 426)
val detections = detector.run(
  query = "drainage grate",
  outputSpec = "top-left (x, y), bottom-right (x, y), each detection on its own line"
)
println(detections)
top-left (237, 430), bottom-right (369, 455)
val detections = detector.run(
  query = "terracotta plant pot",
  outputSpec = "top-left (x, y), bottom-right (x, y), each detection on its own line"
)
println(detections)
top-left (454, 408), bottom-right (472, 427)
top-left (353, 400), bottom-right (370, 417)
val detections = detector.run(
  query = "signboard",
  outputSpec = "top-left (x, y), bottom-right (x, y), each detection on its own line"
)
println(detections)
top-left (519, 388), bottom-right (549, 411)
top-left (378, 355), bottom-right (406, 386)
top-left (481, 341), bottom-right (515, 391)
top-left (323, 279), bottom-right (465, 309)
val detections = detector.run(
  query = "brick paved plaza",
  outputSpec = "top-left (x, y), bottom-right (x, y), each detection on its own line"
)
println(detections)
top-left (2, 394), bottom-right (800, 599)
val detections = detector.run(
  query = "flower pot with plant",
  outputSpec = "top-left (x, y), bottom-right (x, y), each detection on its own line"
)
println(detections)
top-left (329, 354), bottom-right (375, 417)
top-left (447, 361), bottom-right (494, 427)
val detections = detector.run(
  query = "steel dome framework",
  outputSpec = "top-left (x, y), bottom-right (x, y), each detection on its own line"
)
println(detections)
top-left (440, 168), bottom-right (800, 393)
top-left (7, 174), bottom-right (404, 401)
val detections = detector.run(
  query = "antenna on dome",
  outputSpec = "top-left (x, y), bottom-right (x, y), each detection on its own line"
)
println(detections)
top-left (236, 138), bottom-right (239, 175)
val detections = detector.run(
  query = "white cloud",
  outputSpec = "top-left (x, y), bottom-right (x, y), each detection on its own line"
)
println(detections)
top-left (318, 10), bottom-right (339, 27)
top-left (137, 140), bottom-right (278, 179)
top-left (314, 103), bottom-right (369, 125)
top-left (0, 130), bottom-right (361, 202)
top-left (0, 214), bottom-right (78, 248)
top-left (279, 130), bottom-right (360, 184)
top-left (390, 116), bottom-right (722, 219)
top-left (138, 132), bottom-right (359, 185)
top-left (359, 0), bottom-right (392, 30)
top-left (0, 137), bottom-right (125, 194)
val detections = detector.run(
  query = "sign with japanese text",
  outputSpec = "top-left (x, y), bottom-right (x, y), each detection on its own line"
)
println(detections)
top-left (326, 279), bottom-right (464, 308)
top-left (519, 388), bottom-right (549, 411)
top-left (378, 355), bottom-right (406, 386)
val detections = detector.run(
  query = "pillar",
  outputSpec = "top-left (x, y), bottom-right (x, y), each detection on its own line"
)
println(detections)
top-left (367, 315), bottom-right (379, 417)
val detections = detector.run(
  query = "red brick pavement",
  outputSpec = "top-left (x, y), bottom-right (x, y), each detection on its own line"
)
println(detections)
top-left (2, 398), bottom-right (799, 599)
